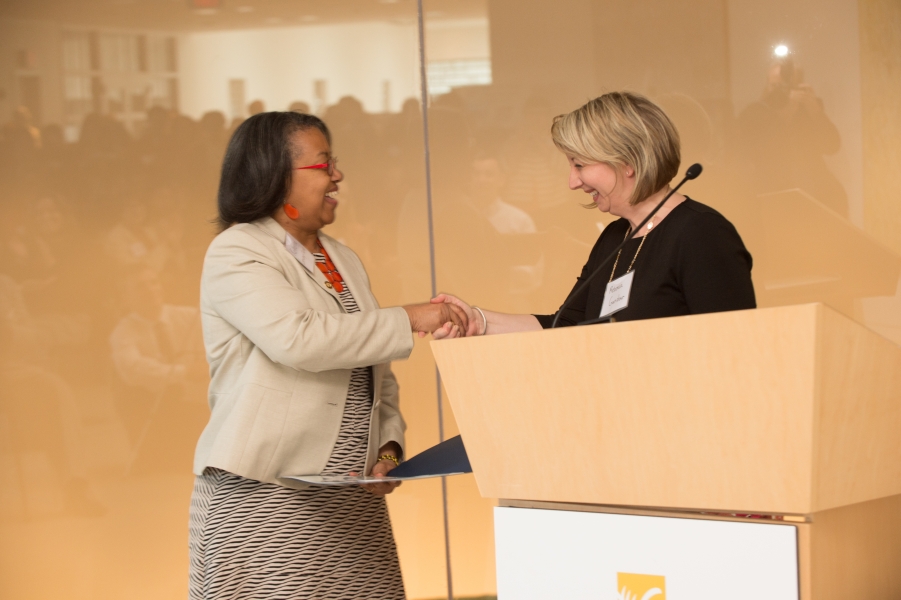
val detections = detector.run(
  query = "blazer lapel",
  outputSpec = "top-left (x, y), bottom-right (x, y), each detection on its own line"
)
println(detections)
top-left (257, 218), bottom-right (345, 308)
top-left (319, 234), bottom-right (375, 311)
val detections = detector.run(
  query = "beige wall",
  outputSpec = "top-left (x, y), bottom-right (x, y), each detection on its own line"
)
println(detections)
top-left (861, 0), bottom-right (901, 257)
top-left (0, 1), bottom-right (899, 599)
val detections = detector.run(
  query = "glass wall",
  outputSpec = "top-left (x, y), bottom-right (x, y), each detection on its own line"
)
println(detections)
top-left (1, 0), bottom-right (899, 598)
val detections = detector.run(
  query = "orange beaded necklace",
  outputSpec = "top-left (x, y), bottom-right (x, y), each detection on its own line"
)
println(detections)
top-left (314, 240), bottom-right (345, 293)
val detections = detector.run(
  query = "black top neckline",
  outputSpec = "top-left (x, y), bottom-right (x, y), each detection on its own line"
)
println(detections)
top-left (535, 197), bottom-right (756, 327)
top-left (614, 196), bottom-right (693, 242)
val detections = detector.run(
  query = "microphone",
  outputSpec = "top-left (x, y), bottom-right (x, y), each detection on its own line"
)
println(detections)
top-left (550, 163), bottom-right (703, 329)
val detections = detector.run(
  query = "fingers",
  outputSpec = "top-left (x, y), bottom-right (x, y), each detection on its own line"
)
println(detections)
top-left (363, 480), bottom-right (400, 496)
top-left (371, 461), bottom-right (395, 477)
top-left (349, 469), bottom-right (401, 495)
top-left (445, 304), bottom-right (469, 330)
top-left (431, 293), bottom-right (472, 316)
top-left (362, 460), bottom-right (402, 495)
top-left (432, 322), bottom-right (453, 340)
top-left (447, 295), bottom-right (472, 315)
top-left (446, 298), bottom-right (479, 337)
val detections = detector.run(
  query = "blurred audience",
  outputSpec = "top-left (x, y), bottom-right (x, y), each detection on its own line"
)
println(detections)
top-left (0, 72), bottom-right (856, 503)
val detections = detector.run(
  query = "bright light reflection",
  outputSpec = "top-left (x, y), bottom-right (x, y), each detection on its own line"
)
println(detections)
top-left (774, 44), bottom-right (789, 57)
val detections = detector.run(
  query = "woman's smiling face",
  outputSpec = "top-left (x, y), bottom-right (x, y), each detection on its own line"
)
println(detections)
top-left (284, 127), bottom-right (343, 233)
top-left (566, 156), bottom-right (636, 216)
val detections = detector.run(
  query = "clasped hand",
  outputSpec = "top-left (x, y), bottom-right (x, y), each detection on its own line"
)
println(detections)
top-left (402, 294), bottom-right (484, 339)
top-left (428, 293), bottom-right (482, 339)
top-left (402, 299), bottom-right (468, 338)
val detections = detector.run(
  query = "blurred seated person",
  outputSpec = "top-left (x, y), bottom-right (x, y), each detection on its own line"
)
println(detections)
top-left (189, 111), bottom-right (467, 599)
top-left (737, 55), bottom-right (847, 217)
top-left (0, 191), bottom-right (93, 317)
top-left (103, 195), bottom-right (170, 272)
top-left (2, 106), bottom-right (42, 150)
top-left (470, 154), bottom-right (536, 235)
top-left (437, 154), bottom-right (543, 309)
top-left (433, 91), bottom-right (756, 336)
top-left (109, 269), bottom-right (206, 442)
top-left (0, 194), bottom-right (90, 347)
top-left (0, 190), bottom-right (57, 286)
top-left (0, 273), bottom-right (99, 515)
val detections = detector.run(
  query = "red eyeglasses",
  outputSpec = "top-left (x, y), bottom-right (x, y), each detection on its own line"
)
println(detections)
top-left (296, 157), bottom-right (338, 176)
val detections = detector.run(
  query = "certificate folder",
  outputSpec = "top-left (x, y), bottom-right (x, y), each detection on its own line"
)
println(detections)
top-left (286, 434), bottom-right (472, 486)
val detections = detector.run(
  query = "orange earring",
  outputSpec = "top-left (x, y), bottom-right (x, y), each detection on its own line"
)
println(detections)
top-left (284, 203), bottom-right (299, 219)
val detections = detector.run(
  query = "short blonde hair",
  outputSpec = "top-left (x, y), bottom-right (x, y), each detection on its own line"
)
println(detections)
top-left (551, 92), bottom-right (681, 205)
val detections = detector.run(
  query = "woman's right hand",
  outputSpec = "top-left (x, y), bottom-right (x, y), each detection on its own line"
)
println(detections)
top-left (430, 293), bottom-right (482, 338)
top-left (402, 302), bottom-right (468, 338)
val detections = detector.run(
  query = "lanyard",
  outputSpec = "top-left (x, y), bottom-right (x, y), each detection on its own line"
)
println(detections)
top-left (608, 227), bottom-right (647, 283)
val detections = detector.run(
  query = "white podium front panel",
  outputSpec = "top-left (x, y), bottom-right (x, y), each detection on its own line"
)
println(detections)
top-left (495, 507), bottom-right (799, 600)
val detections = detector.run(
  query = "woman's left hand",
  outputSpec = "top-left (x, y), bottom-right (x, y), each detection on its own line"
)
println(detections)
top-left (363, 460), bottom-right (401, 496)
top-left (358, 458), bottom-right (402, 496)
top-left (357, 442), bottom-right (403, 496)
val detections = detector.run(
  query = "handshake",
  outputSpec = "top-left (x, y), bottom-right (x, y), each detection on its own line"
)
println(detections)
top-left (402, 293), bottom-right (485, 340)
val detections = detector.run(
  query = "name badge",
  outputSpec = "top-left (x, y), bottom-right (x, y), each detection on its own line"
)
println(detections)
top-left (600, 270), bottom-right (635, 318)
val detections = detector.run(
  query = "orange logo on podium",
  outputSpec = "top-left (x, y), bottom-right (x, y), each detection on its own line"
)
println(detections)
top-left (616, 572), bottom-right (665, 600)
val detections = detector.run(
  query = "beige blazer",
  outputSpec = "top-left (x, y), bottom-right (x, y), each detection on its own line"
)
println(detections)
top-left (194, 217), bottom-right (414, 488)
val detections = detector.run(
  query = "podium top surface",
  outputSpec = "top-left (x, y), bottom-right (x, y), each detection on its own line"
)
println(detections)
top-left (431, 304), bottom-right (901, 514)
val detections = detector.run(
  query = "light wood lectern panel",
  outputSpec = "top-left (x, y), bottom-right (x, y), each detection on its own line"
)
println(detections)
top-left (431, 303), bottom-right (901, 515)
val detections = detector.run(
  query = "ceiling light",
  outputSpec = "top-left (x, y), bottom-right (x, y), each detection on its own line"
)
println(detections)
top-left (774, 44), bottom-right (789, 57)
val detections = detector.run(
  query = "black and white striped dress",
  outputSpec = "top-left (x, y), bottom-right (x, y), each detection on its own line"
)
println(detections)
top-left (188, 252), bottom-right (405, 600)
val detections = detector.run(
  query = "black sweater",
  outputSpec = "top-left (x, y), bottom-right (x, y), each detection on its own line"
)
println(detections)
top-left (535, 199), bottom-right (756, 327)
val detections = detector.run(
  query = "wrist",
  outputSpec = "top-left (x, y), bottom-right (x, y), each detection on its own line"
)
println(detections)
top-left (473, 306), bottom-right (488, 336)
top-left (378, 454), bottom-right (400, 466)
top-left (379, 441), bottom-right (402, 460)
top-left (401, 305), bottom-right (418, 331)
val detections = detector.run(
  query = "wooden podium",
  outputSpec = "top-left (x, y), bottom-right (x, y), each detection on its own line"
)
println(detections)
top-left (431, 304), bottom-right (901, 599)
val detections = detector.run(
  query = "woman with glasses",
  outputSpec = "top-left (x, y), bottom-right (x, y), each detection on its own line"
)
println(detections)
top-left (189, 111), bottom-right (467, 599)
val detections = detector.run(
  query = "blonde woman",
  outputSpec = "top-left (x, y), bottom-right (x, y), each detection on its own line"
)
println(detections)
top-left (434, 91), bottom-right (755, 336)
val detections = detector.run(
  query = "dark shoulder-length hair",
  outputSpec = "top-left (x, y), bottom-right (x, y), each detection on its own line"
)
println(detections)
top-left (216, 111), bottom-right (330, 231)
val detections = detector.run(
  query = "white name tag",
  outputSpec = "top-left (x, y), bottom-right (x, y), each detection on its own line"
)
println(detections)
top-left (600, 270), bottom-right (635, 318)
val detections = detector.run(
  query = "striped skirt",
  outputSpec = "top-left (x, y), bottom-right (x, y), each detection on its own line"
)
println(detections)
top-left (189, 365), bottom-right (405, 599)
top-left (188, 468), bottom-right (405, 599)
